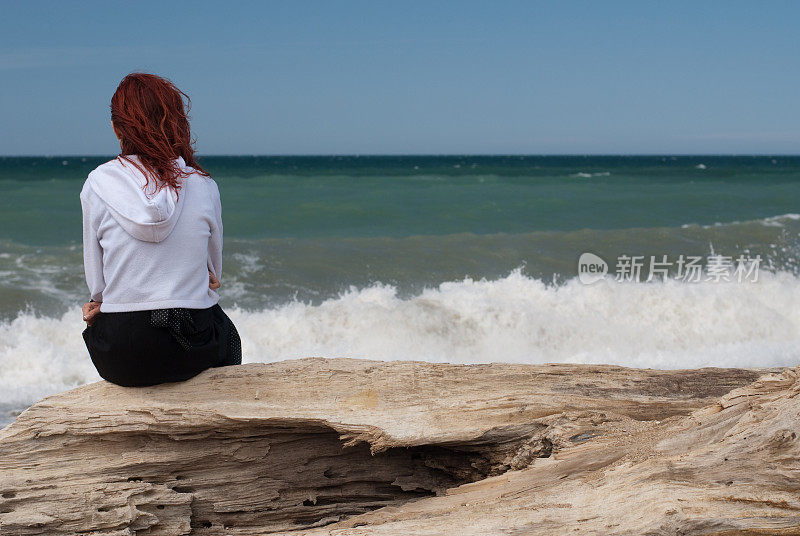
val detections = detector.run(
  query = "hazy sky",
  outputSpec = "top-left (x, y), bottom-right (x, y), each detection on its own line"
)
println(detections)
top-left (2, 1), bottom-right (799, 155)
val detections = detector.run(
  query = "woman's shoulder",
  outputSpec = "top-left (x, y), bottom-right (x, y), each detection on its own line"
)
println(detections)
top-left (85, 156), bottom-right (116, 177)
top-left (81, 157), bottom-right (122, 198)
top-left (183, 170), bottom-right (221, 212)
top-left (84, 157), bottom-right (137, 190)
top-left (191, 172), bottom-right (219, 195)
top-left (89, 156), bottom-right (133, 176)
top-left (179, 158), bottom-right (216, 187)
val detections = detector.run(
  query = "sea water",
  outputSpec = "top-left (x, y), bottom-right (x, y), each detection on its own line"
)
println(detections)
top-left (1, 155), bottom-right (798, 425)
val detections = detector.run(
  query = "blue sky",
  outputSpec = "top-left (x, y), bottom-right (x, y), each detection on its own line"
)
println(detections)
top-left (2, 1), bottom-right (799, 155)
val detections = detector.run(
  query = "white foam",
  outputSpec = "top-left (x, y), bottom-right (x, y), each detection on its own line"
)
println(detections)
top-left (2, 269), bottom-right (799, 412)
top-left (570, 172), bottom-right (611, 178)
top-left (0, 311), bottom-right (101, 409)
top-left (762, 213), bottom-right (800, 227)
top-left (681, 213), bottom-right (800, 229)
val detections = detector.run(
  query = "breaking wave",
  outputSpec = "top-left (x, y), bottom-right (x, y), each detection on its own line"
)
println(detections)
top-left (2, 269), bottom-right (798, 418)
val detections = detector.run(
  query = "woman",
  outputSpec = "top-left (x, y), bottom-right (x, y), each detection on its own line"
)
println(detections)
top-left (80, 72), bottom-right (241, 387)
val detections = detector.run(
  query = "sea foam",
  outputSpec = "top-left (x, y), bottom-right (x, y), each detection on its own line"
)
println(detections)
top-left (1, 269), bottom-right (798, 414)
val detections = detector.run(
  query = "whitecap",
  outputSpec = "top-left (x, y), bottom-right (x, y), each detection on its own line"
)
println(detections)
top-left (3, 269), bottom-right (798, 414)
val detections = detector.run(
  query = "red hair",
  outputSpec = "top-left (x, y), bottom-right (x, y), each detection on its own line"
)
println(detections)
top-left (110, 72), bottom-right (208, 194)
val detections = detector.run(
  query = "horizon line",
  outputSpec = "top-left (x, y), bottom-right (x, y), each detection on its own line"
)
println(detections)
top-left (2, 153), bottom-right (800, 158)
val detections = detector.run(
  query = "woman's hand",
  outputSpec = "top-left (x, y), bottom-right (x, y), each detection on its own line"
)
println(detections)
top-left (209, 271), bottom-right (221, 290)
top-left (82, 301), bottom-right (102, 326)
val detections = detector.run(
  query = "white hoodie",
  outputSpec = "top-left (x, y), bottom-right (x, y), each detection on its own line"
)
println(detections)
top-left (80, 155), bottom-right (222, 312)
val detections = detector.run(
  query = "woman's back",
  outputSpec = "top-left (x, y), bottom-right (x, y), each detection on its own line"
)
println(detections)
top-left (81, 155), bottom-right (222, 312)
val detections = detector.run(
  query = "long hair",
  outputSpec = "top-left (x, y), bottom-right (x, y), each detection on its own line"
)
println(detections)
top-left (110, 72), bottom-right (208, 194)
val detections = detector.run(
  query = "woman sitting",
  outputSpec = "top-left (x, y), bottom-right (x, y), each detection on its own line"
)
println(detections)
top-left (80, 72), bottom-right (241, 387)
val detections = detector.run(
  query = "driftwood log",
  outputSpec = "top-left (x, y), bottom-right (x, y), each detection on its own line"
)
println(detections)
top-left (0, 358), bottom-right (795, 535)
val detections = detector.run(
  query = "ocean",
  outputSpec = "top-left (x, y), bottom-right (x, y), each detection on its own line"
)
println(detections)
top-left (1, 155), bottom-right (799, 425)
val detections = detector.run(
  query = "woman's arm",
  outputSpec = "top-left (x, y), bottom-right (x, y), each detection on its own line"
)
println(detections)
top-left (80, 183), bottom-right (106, 303)
top-left (207, 181), bottom-right (223, 282)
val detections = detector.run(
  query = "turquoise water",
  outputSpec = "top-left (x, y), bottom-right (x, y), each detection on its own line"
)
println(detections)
top-left (2, 155), bottom-right (800, 244)
top-left (0, 155), bottom-right (798, 313)
top-left (0, 155), bottom-right (799, 423)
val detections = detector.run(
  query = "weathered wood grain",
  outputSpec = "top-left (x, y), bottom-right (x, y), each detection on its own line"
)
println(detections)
top-left (0, 358), bottom-right (785, 535)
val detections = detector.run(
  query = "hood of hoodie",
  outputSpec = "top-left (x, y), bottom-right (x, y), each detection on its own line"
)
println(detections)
top-left (88, 155), bottom-right (189, 243)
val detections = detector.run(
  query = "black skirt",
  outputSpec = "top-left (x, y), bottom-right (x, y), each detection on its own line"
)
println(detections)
top-left (82, 303), bottom-right (242, 387)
